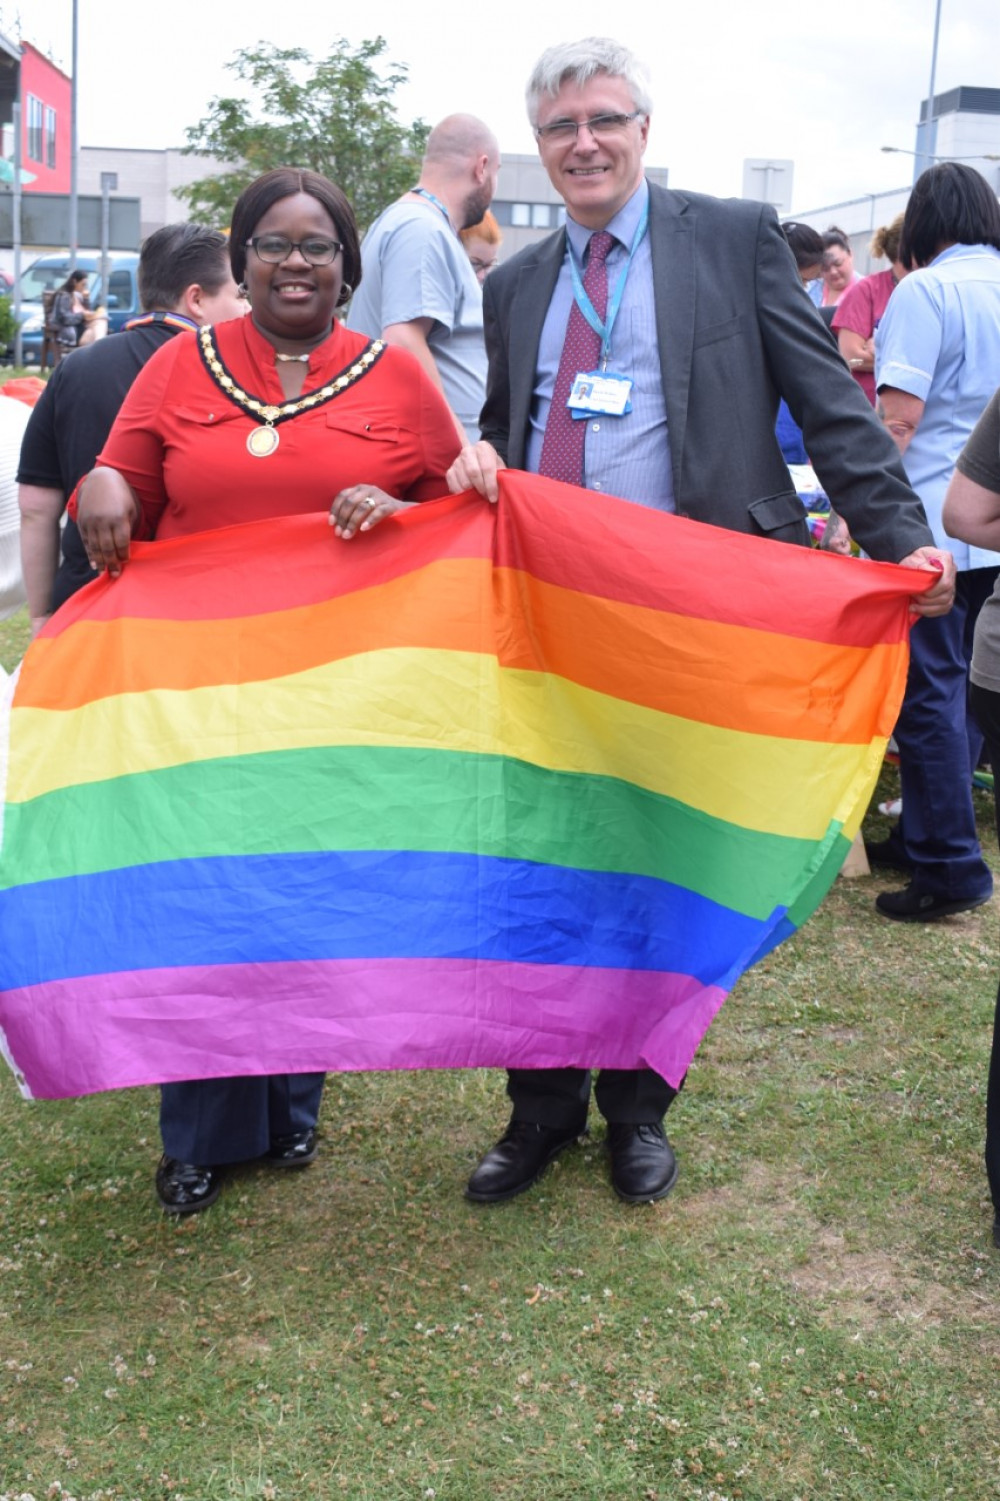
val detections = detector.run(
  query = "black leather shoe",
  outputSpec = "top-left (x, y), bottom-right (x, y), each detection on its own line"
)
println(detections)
top-left (465, 1119), bottom-right (585, 1203)
top-left (155, 1156), bottom-right (223, 1215)
top-left (607, 1122), bottom-right (678, 1203)
top-left (875, 882), bottom-right (991, 922)
top-left (864, 837), bottom-right (910, 871)
top-left (266, 1128), bottom-right (319, 1168)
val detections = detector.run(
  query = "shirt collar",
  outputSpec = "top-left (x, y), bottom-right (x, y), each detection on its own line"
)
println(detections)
top-left (565, 178), bottom-right (649, 258)
top-left (930, 241), bottom-right (1000, 267)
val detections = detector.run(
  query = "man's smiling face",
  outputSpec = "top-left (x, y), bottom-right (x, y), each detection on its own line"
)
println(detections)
top-left (534, 73), bottom-right (649, 230)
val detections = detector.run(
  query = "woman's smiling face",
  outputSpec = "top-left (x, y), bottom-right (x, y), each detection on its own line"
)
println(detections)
top-left (244, 191), bottom-right (344, 346)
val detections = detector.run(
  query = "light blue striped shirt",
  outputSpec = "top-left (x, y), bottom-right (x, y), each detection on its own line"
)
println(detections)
top-left (525, 180), bottom-right (675, 511)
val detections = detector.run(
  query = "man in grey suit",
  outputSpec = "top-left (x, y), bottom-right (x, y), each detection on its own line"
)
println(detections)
top-left (448, 36), bottom-right (956, 1208)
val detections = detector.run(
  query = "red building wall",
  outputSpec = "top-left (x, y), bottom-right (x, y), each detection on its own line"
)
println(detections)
top-left (20, 41), bottom-right (71, 193)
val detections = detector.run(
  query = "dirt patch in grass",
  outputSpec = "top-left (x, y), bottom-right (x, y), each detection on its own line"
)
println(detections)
top-left (679, 1157), bottom-right (1000, 1336)
top-left (678, 1158), bottom-right (814, 1246)
top-left (788, 1230), bottom-right (965, 1329)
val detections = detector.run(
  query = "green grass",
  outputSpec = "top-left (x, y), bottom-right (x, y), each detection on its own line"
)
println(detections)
top-left (1, 767), bottom-right (999, 1499)
top-left (0, 606), bottom-right (29, 672)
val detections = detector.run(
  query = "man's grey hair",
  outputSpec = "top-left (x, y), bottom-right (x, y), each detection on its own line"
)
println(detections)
top-left (525, 38), bottom-right (653, 127)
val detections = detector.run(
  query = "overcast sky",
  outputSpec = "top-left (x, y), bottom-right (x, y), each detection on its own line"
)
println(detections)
top-left (16, 0), bottom-right (1000, 212)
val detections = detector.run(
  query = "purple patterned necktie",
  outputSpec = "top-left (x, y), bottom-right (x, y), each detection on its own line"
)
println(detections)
top-left (538, 229), bottom-right (615, 485)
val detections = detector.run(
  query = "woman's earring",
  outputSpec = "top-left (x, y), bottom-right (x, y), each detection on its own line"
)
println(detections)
top-left (337, 282), bottom-right (353, 306)
top-left (238, 281), bottom-right (249, 300)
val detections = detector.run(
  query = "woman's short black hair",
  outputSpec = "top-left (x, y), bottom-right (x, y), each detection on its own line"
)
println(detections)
top-left (229, 168), bottom-right (362, 305)
top-left (780, 220), bottom-right (824, 270)
top-left (900, 162), bottom-right (1000, 269)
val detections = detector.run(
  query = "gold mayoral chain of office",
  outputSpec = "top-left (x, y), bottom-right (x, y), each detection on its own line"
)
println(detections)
top-left (196, 324), bottom-right (387, 459)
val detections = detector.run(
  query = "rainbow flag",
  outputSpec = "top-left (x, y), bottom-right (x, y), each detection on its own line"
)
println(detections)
top-left (0, 475), bottom-right (923, 1100)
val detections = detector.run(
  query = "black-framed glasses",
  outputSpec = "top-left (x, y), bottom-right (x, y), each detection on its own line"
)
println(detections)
top-left (535, 111), bottom-right (645, 144)
top-left (246, 234), bottom-right (343, 266)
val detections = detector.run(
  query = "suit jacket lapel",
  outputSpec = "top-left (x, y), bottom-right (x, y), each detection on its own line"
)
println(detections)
top-left (508, 228), bottom-right (566, 469)
top-left (649, 186), bottom-right (695, 500)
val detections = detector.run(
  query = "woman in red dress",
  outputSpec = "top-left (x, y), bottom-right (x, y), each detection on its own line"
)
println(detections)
top-left (77, 168), bottom-right (461, 1215)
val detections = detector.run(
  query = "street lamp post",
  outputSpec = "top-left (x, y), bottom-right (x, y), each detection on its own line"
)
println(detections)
top-left (919, 0), bottom-right (944, 177)
top-left (99, 172), bottom-right (117, 310)
top-left (69, 0), bottom-right (79, 262)
top-left (881, 146), bottom-right (1000, 163)
top-left (12, 100), bottom-right (22, 367)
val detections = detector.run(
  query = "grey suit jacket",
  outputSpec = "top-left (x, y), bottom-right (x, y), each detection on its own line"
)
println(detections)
top-left (479, 182), bottom-right (933, 561)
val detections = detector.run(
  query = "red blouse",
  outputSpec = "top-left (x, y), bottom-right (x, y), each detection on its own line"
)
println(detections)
top-left (93, 316), bottom-right (460, 540)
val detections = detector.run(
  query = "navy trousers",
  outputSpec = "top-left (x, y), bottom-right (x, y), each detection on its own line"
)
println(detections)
top-left (889, 567), bottom-right (997, 901)
top-left (159, 1073), bottom-right (325, 1166)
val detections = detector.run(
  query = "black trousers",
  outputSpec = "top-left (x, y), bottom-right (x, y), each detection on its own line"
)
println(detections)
top-left (159, 1073), bottom-right (325, 1166)
top-left (505, 1066), bottom-right (678, 1129)
top-left (968, 682), bottom-right (1000, 1214)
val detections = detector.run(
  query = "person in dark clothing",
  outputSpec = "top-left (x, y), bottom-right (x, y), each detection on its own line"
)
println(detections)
top-left (50, 269), bottom-right (90, 358)
top-left (17, 223), bottom-right (245, 635)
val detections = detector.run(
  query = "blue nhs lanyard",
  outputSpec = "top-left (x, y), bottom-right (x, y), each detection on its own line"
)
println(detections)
top-left (567, 203), bottom-right (649, 370)
top-left (411, 187), bottom-right (452, 227)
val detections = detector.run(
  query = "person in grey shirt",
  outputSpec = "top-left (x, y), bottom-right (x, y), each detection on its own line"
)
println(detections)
top-left (347, 114), bottom-right (500, 443)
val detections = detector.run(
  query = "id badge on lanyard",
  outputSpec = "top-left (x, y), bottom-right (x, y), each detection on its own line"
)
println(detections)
top-left (564, 204), bottom-right (647, 422)
top-left (568, 370), bottom-right (633, 417)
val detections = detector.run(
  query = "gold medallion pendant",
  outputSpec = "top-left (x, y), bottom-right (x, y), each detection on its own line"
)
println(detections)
top-left (247, 425), bottom-right (280, 458)
top-left (197, 325), bottom-right (387, 457)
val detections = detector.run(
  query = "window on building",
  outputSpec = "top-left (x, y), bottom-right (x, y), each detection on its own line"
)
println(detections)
top-left (108, 270), bottom-right (134, 311)
top-left (27, 95), bottom-right (43, 162)
top-left (44, 107), bottom-right (57, 169)
top-left (490, 201), bottom-right (564, 233)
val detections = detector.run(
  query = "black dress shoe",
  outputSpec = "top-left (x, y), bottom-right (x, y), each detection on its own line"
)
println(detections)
top-left (155, 1156), bottom-right (223, 1215)
top-left (265, 1128), bottom-right (319, 1168)
top-left (465, 1118), bottom-right (585, 1203)
top-left (606, 1122), bottom-right (678, 1203)
top-left (864, 837), bottom-right (911, 871)
top-left (875, 881), bottom-right (991, 922)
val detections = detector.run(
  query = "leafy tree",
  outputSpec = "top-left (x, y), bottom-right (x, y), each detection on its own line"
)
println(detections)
top-left (176, 38), bottom-right (429, 231)
top-left (0, 294), bottom-right (17, 354)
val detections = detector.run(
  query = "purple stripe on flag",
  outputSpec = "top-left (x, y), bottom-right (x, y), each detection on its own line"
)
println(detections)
top-left (0, 958), bottom-right (729, 1099)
